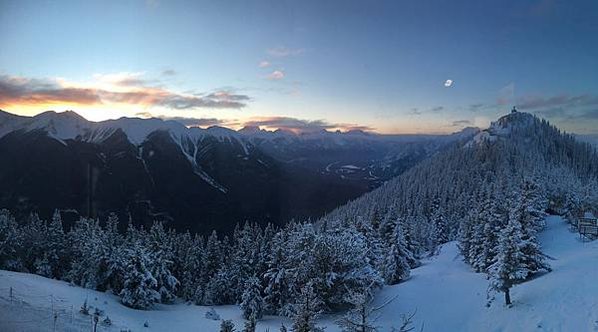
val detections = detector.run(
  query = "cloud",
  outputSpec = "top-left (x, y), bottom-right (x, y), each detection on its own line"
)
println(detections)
top-left (135, 111), bottom-right (153, 118)
top-left (0, 74), bottom-right (250, 110)
top-left (468, 103), bottom-right (484, 112)
top-left (429, 106), bottom-right (444, 112)
top-left (408, 108), bottom-right (421, 116)
top-left (161, 69), bottom-right (176, 76)
top-left (135, 112), bottom-right (231, 127)
top-left (94, 72), bottom-right (151, 87)
top-left (242, 116), bottom-right (374, 134)
top-left (535, 107), bottom-right (598, 123)
top-left (0, 75), bottom-right (100, 105)
top-left (498, 82), bottom-right (515, 105)
top-left (204, 91), bottom-right (250, 102)
top-left (258, 61), bottom-right (271, 68)
top-left (267, 70), bottom-right (285, 80)
top-left (451, 119), bottom-right (473, 127)
top-left (267, 47), bottom-right (305, 58)
top-left (162, 116), bottom-right (227, 127)
top-left (518, 94), bottom-right (598, 110)
top-left (444, 79), bottom-right (453, 87)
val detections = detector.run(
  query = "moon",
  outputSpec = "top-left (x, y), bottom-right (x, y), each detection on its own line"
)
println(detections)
top-left (444, 79), bottom-right (453, 87)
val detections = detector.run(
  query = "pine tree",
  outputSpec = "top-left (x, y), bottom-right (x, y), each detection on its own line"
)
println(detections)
top-left (380, 242), bottom-right (410, 285)
top-left (291, 283), bottom-right (324, 332)
top-left (241, 276), bottom-right (265, 320)
top-left (34, 253), bottom-right (52, 277)
top-left (173, 231), bottom-right (203, 301)
top-left (220, 320), bottom-right (236, 332)
top-left (242, 316), bottom-right (257, 332)
top-left (488, 215), bottom-right (527, 306)
top-left (67, 217), bottom-right (104, 289)
top-left (197, 230), bottom-right (224, 305)
top-left (119, 242), bottom-right (160, 309)
top-left (147, 222), bottom-right (178, 303)
top-left (336, 289), bottom-right (395, 332)
top-left (264, 229), bottom-right (291, 315)
top-left (514, 185), bottom-right (551, 276)
top-left (0, 210), bottom-right (23, 271)
top-left (45, 210), bottom-right (67, 279)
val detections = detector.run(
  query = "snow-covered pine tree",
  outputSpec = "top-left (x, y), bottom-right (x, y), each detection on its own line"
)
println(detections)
top-left (488, 213), bottom-right (527, 306)
top-left (196, 230), bottom-right (223, 304)
top-left (230, 222), bottom-right (264, 302)
top-left (172, 230), bottom-right (203, 301)
top-left (264, 229), bottom-right (290, 315)
top-left (0, 209), bottom-right (22, 271)
top-left (67, 217), bottom-right (105, 289)
top-left (240, 276), bottom-right (265, 320)
top-left (430, 195), bottom-right (449, 246)
top-left (34, 253), bottom-right (52, 277)
top-left (311, 228), bottom-right (383, 310)
top-left (242, 316), bottom-right (257, 332)
top-left (44, 209), bottom-right (67, 279)
top-left (509, 188), bottom-right (550, 277)
top-left (291, 283), bottom-right (324, 332)
top-left (380, 243), bottom-right (410, 285)
top-left (336, 290), bottom-right (384, 332)
top-left (119, 241), bottom-right (160, 309)
top-left (97, 213), bottom-right (126, 292)
top-left (147, 222), bottom-right (178, 303)
top-left (21, 213), bottom-right (47, 274)
top-left (220, 320), bottom-right (236, 332)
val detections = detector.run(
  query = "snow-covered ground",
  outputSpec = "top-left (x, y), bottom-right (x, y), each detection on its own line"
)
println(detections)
top-left (1, 215), bottom-right (597, 331)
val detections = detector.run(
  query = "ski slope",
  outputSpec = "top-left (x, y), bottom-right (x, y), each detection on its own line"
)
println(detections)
top-left (1, 215), bottom-right (597, 331)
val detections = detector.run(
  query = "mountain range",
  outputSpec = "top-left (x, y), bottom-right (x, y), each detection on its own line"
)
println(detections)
top-left (0, 110), bottom-right (474, 233)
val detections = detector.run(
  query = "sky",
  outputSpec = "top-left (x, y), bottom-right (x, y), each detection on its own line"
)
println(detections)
top-left (1, 0), bottom-right (598, 134)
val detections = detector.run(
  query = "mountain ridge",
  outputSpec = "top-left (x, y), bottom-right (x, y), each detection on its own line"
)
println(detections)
top-left (0, 109), bottom-right (472, 233)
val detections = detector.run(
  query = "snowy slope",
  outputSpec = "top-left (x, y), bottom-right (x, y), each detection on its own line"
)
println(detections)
top-left (1, 215), bottom-right (597, 331)
top-left (373, 215), bottom-right (598, 331)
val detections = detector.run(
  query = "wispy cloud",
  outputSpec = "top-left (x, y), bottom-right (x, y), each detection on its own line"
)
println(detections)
top-left (408, 108), bottom-right (421, 116)
top-left (498, 82), bottom-right (515, 105)
top-left (161, 69), bottom-right (176, 76)
top-left (0, 74), bottom-right (250, 110)
top-left (518, 94), bottom-right (598, 110)
top-left (131, 113), bottom-right (373, 134)
top-left (242, 116), bottom-right (374, 134)
top-left (258, 61), bottom-right (271, 68)
top-left (93, 72), bottom-right (151, 87)
top-left (450, 119), bottom-right (473, 127)
top-left (468, 103), bottom-right (485, 112)
top-left (267, 70), bottom-right (285, 80)
top-left (135, 112), bottom-right (233, 127)
top-left (267, 46), bottom-right (305, 58)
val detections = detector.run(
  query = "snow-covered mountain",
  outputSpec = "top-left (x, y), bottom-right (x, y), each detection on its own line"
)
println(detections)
top-left (321, 110), bottom-right (598, 252)
top-left (0, 110), bottom-right (468, 233)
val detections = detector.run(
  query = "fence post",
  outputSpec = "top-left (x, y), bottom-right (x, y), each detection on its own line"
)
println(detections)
top-left (9, 287), bottom-right (13, 303)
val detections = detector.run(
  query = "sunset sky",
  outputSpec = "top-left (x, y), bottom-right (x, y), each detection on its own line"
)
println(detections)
top-left (1, 0), bottom-right (598, 134)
